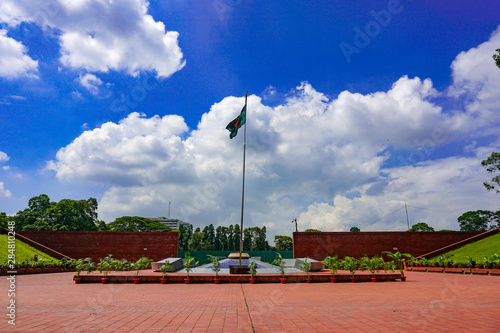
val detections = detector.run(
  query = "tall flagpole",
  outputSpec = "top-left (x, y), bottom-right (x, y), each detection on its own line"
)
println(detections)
top-left (239, 91), bottom-right (248, 266)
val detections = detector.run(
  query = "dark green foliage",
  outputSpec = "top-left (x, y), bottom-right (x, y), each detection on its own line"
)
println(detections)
top-left (14, 194), bottom-right (99, 231)
top-left (202, 224), bottom-right (216, 250)
top-left (0, 212), bottom-right (9, 229)
top-left (179, 224), bottom-right (270, 251)
top-left (494, 48), bottom-right (500, 69)
top-left (481, 152), bottom-right (500, 193)
top-left (408, 222), bottom-right (434, 232)
top-left (108, 216), bottom-right (172, 232)
top-left (304, 228), bottom-right (321, 232)
top-left (457, 210), bottom-right (500, 231)
top-left (178, 224), bottom-right (193, 251)
top-left (188, 231), bottom-right (207, 251)
top-left (350, 226), bottom-right (360, 232)
top-left (274, 235), bottom-right (293, 251)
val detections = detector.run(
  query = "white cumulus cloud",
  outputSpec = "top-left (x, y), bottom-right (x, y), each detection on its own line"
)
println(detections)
top-left (0, 151), bottom-right (10, 163)
top-left (77, 73), bottom-right (102, 95)
top-left (0, 182), bottom-right (12, 197)
top-left (0, 29), bottom-right (38, 79)
top-left (0, 0), bottom-right (185, 78)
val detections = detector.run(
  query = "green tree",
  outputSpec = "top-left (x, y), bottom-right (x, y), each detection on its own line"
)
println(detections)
top-left (0, 212), bottom-right (9, 229)
top-left (243, 228), bottom-right (253, 251)
top-left (97, 220), bottom-right (110, 231)
top-left (242, 226), bottom-right (270, 251)
top-left (188, 231), bottom-right (207, 251)
top-left (481, 152), bottom-right (500, 194)
top-left (350, 226), bottom-right (360, 232)
top-left (14, 194), bottom-right (100, 231)
top-left (178, 224), bottom-right (193, 251)
top-left (215, 226), bottom-right (228, 251)
top-left (45, 198), bottom-right (99, 231)
top-left (274, 235), bottom-right (293, 251)
top-left (203, 224), bottom-right (216, 250)
top-left (304, 228), bottom-right (321, 232)
top-left (233, 224), bottom-right (241, 251)
top-left (457, 210), bottom-right (500, 231)
top-left (15, 194), bottom-right (52, 230)
top-left (108, 216), bottom-right (172, 232)
top-left (408, 222), bottom-right (434, 232)
top-left (227, 224), bottom-right (234, 250)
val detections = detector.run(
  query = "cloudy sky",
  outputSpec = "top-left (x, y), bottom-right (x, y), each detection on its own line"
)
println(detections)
top-left (1, 0), bottom-right (500, 241)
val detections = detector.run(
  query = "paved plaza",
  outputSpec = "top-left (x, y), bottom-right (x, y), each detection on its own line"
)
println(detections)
top-left (1, 271), bottom-right (499, 332)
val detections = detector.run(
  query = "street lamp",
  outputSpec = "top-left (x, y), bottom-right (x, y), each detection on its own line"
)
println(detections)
top-left (291, 218), bottom-right (298, 233)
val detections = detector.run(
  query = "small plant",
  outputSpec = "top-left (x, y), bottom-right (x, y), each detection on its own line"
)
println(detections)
top-left (159, 261), bottom-right (172, 279)
top-left (422, 258), bottom-right (430, 267)
top-left (248, 260), bottom-right (257, 279)
top-left (465, 255), bottom-right (475, 267)
top-left (300, 257), bottom-right (312, 279)
top-left (480, 256), bottom-right (492, 268)
top-left (207, 255), bottom-right (221, 279)
top-left (74, 258), bottom-right (86, 278)
top-left (383, 261), bottom-right (396, 272)
top-left (82, 257), bottom-right (95, 274)
top-left (383, 251), bottom-right (412, 277)
top-left (132, 257), bottom-right (152, 277)
top-left (183, 252), bottom-right (196, 279)
top-left (112, 258), bottom-right (130, 271)
top-left (65, 258), bottom-right (78, 270)
top-left (272, 253), bottom-right (286, 278)
top-left (360, 255), bottom-right (384, 277)
top-left (97, 255), bottom-right (115, 278)
top-left (341, 256), bottom-right (358, 278)
top-left (490, 254), bottom-right (500, 268)
top-left (322, 255), bottom-right (340, 278)
top-left (439, 254), bottom-right (454, 267)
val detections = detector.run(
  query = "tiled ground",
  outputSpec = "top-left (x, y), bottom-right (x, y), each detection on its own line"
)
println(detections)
top-left (1, 271), bottom-right (499, 332)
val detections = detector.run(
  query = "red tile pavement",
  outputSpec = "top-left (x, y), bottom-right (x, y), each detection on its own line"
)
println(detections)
top-left (1, 271), bottom-right (500, 332)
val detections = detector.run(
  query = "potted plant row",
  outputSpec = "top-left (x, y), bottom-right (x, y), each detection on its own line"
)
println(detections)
top-left (300, 257), bottom-right (312, 283)
top-left (131, 257), bottom-right (152, 284)
top-left (248, 260), bottom-right (257, 284)
top-left (159, 261), bottom-right (172, 284)
top-left (360, 255), bottom-right (384, 282)
top-left (183, 252), bottom-right (196, 284)
top-left (208, 255), bottom-right (221, 284)
top-left (272, 253), bottom-right (287, 283)
top-left (322, 255), bottom-right (340, 283)
top-left (342, 256), bottom-right (359, 282)
top-left (384, 251), bottom-right (412, 281)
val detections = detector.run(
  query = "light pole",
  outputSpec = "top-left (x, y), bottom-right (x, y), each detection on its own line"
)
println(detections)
top-left (291, 218), bottom-right (298, 233)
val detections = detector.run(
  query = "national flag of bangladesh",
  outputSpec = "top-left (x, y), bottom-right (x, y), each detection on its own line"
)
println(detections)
top-left (226, 104), bottom-right (246, 139)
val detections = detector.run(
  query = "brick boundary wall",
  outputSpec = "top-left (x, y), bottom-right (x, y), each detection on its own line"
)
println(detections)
top-left (293, 231), bottom-right (482, 260)
top-left (17, 231), bottom-right (178, 262)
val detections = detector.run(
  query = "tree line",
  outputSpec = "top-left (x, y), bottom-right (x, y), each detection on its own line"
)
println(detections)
top-left (178, 223), bottom-right (276, 251)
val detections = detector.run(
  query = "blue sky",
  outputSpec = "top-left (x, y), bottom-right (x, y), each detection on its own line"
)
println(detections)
top-left (1, 0), bottom-right (500, 239)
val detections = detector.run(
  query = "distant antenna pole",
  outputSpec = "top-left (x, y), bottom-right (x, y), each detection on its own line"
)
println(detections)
top-left (168, 201), bottom-right (171, 219)
top-left (291, 218), bottom-right (298, 233)
top-left (405, 203), bottom-right (410, 230)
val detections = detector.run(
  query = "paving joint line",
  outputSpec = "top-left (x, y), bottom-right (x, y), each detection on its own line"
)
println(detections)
top-left (240, 284), bottom-right (256, 333)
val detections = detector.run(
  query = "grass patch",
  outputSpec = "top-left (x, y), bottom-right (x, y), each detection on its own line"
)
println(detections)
top-left (0, 234), bottom-right (59, 264)
top-left (437, 233), bottom-right (500, 263)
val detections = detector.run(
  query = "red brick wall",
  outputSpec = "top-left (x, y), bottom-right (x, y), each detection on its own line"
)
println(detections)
top-left (17, 231), bottom-right (178, 262)
top-left (293, 231), bottom-right (482, 260)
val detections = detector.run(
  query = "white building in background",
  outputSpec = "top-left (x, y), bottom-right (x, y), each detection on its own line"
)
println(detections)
top-left (147, 217), bottom-right (189, 230)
